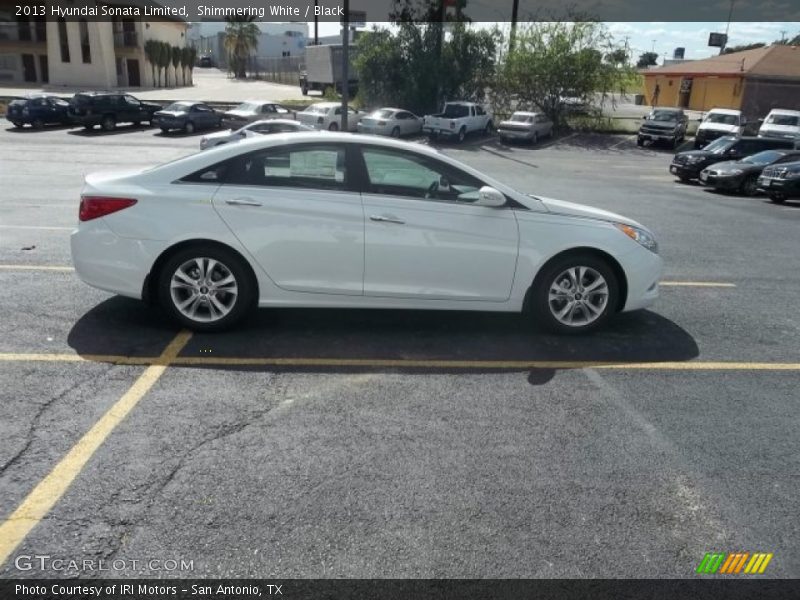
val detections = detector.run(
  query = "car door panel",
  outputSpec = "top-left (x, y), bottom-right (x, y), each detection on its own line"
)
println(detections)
top-left (210, 144), bottom-right (364, 296)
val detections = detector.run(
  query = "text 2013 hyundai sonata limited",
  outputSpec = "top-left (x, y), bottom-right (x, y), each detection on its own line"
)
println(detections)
top-left (70, 133), bottom-right (662, 334)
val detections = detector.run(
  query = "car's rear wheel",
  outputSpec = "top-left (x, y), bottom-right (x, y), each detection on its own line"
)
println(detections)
top-left (160, 127), bottom-right (169, 133)
top-left (531, 131), bottom-right (538, 145)
top-left (484, 121), bottom-right (493, 135)
top-left (532, 254), bottom-right (619, 334)
top-left (11, 121), bottom-right (23, 128)
top-left (769, 193), bottom-right (786, 204)
top-left (740, 174), bottom-right (759, 197)
top-left (328, 122), bottom-right (339, 131)
top-left (158, 247), bottom-right (255, 332)
top-left (32, 118), bottom-right (44, 129)
top-left (457, 126), bottom-right (466, 143)
top-left (185, 121), bottom-right (195, 134)
top-left (101, 115), bottom-right (116, 131)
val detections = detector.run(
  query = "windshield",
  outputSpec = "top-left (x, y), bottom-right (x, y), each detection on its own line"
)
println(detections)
top-left (742, 150), bottom-right (784, 165)
top-left (442, 104), bottom-right (469, 118)
top-left (163, 102), bottom-right (190, 112)
top-left (705, 113), bottom-right (739, 125)
top-left (651, 110), bottom-right (679, 122)
top-left (766, 114), bottom-right (800, 127)
top-left (704, 136), bottom-right (736, 154)
top-left (371, 109), bottom-right (395, 119)
top-left (511, 114), bottom-right (534, 123)
top-left (233, 102), bottom-right (262, 112)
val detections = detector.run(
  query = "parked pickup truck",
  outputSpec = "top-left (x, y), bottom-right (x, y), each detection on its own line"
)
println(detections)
top-left (423, 102), bottom-right (493, 143)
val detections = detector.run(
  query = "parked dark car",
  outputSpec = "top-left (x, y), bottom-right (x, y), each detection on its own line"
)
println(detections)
top-left (669, 136), bottom-right (796, 182)
top-left (68, 92), bottom-right (161, 131)
top-left (153, 101), bottom-right (222, 134)
top-left (198, 56), bottom-right (214, 68)
top-left (637, 107), bottom-right (688, 148)
top-left (699, 149), bottom-right (800, 196)
top-left (6, 94), bottom-right (72, 129)
top-left (758, 160), bottom-right (800, 203)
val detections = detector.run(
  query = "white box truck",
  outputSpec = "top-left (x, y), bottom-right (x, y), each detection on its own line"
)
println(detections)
top-left (299, 45), bottom-right (358, 97)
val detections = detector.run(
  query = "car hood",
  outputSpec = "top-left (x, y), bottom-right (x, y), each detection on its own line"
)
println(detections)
top-left (154, 110), bottom-right (186, 117)
top-left (706, 160), bottom-right (760, 173)
top-left (642, 120), bottom-right (678, 129)
top-left (759, 124), bottom-right (800, 136)
top-left (533, 196), bottom-right (642, 228)
top-left (203, 129), bottom-right (236, 140)
top-left (698, 122), bottom-right (739, 133)
top-left (676, 150), bottom-right (713, 160)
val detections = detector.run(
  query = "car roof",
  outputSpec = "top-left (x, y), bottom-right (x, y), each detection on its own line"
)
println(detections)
top-left (766, 108), bottom-right (800, 116)
top-left (248, 119), bottom-right (306, 126)
top-left (706, 108), bottom-right (741, 115)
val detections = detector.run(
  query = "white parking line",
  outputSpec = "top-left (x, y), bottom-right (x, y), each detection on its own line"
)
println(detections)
top-left (609, 136), bottom-right (636, 150)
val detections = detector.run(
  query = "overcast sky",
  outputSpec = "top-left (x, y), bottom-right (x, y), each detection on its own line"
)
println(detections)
top-left (309, 21), bottom-right (799, 62)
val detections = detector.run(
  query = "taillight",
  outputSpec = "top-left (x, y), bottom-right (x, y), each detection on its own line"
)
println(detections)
top-left (79, 196), bottom-right (137, 222)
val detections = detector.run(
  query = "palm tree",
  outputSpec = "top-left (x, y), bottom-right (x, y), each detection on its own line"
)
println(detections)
top-left (144, 39), bottom-right (158, 87)
top-left (224, 16), bottom-right (259, 79)
top-left (180, 46), bottom-right (192, 86)
top-left (185, 46), bottom-right (197, 86)
top-left (158, 41), bottom-right (171, 87)
top-left (171, 45), bottom-right (182, 87)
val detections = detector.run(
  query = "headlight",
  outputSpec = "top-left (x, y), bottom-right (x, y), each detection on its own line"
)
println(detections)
top-left (786, 171), bottom-right (800, 179)
top-left (684, 155), bottom-right (704, 163)
top-left (615, 223), bottom-right (659, 254)
top-left (726, 169), bottom-right (743, 175)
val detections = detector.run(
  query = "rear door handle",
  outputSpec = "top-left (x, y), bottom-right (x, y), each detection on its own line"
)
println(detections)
top-left (225, 198), bottom-right (262, 207)
top-left (370, 214), bottom-right (405, 225)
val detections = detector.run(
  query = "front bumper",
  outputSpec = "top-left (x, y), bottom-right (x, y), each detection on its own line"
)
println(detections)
top-left (698, 172), bottom-right (743, 189)
top-left (670, 163), bottom-right (702, 179)
top-left (620, 248), bottom-right (663, 312)
top-left (639, 130), bottom-right (677, 142)
top-left (757, 176), bottom-right (800, 196)
top-left (154, 116), bottom-right (186, 129)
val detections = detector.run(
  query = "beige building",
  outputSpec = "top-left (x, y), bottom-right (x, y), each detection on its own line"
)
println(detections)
top-left (0, 0), bottom-right (187, 88)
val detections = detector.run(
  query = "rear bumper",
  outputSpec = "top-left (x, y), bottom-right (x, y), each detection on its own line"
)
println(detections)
top-left (70, 220), bottom-right (163, 300)
top-left (669, 164), bottom-right (701, 179)
top-left (498, 129), bottom-right (533, 140)
top-left (757, 177), bottom-right (800, 196)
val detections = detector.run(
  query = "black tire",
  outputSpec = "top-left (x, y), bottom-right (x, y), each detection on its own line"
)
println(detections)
top-left (301, 85), bottom-right (308, 96)
top-left (157, 245), bottom-right (256, 332)
top-left (531, 131), bottom-right (538, 145)
top-left (636, 137), bottom-right (644, 147)
top-left (678, 175), bottom-right (692, 183)
top-left (160, 127), bottom-right (170, 133)
top-left (391, 126), bottom-right (400, 138)
top-left (531, 253), bottom-right (619, 335)
top-left (184, 120), bottom-right (195, 134)
top-left (769, 194), bottom-right (786, 204)
top-left (739, 174), bottom-right (758, 197)
top-left (101, 115), bottom-right (116, 132)
top-left (457, 126), bottom-right (466, 143)
top-left (131, 121), bottom-right (141, 127)
top-left (84, 124), bottom-right (95, 131)
top-left (11, 121), bottom-right (23, 128)
top-left (484, 121), bottom-right (493, 135)
top-left (32, 118), bottom-right (45, 129)
top-left (328, 122), bottom-right (338, 131)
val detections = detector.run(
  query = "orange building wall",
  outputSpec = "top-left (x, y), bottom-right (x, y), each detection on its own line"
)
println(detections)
top-left (643, 74), bottom-right (744, 110)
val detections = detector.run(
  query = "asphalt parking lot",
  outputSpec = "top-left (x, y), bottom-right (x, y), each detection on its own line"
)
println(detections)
top-left (0, 123), bottom-right (799, 579)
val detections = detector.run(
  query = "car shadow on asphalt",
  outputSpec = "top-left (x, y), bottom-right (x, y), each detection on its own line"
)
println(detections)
top-left (67, 124), bottom-right (156, 136)
top-left (4, 124), bottom-right (74, 133)
top-left (153, 127), bottom-right (223, 138)
top-left (68, 298), bottom-right (699, 384)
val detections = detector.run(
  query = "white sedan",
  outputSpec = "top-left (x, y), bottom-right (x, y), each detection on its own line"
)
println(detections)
top-left (199, 119), bottom-right (312, 150)
top-left (357, 108), bottom-right (423, 137)
top-left (296, 102), bottom-right (361, 131)
top-left (71, 133), bottom-right (662, 333)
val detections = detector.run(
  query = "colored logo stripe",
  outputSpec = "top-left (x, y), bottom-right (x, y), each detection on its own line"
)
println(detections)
top-left (697, 552), bottom-right (773, 574)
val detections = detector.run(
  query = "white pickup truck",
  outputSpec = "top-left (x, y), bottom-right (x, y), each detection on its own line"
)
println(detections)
top-left (423, 101), bottom-right (493, 143)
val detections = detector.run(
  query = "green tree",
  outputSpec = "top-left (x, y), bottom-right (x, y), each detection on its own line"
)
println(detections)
top-left (180, 46), bottom-right (192, 86)
top-left (636, 51), bottom-right (659, 68)
top-left (144, 39), bottom-right (158, 87)
top-left (723, 42), bottom-right (766, 54)
top-left (494, 22), bottom-right (636, 128)
top-left (354, 22), bottom-right (498, 115)
top-left (224, 16), bottom-right (259, 79)
top-left (171, 45), bottom-right (182, 87)
top-left (157, 41), bottom-right (171, 88)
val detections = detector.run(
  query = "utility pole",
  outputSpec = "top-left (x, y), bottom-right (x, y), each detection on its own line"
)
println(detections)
top-left (720, 0), bottom-right (735, 54)
top-left (341, 0), bottom-right (349, 131)
top-left (313, 0), bottom-right (318, 45)
top-left (510, 0), bottom-right (519, 51)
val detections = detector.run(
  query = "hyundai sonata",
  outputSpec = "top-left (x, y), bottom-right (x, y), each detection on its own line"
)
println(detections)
top-left (71, 133), bottom-right (662, 334)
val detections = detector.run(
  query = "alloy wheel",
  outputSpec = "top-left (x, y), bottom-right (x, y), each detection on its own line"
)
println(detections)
top-left (169, 257), bottom-right (239, 323)
top-left (547, 266), bottom-right (610, 327)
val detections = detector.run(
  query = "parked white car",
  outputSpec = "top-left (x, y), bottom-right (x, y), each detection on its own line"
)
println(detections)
top-left (695, 108), bottom-right (745, 148)
top-left (220, 100), bottom-right (294, 130)
top-left (71, 133), bottom-right (661, 334)
top-left (296, 102), bottom-right (361, 131)
top-left (497, 111), bottom-right (554, 144)
top-left (423, 102), bottom-right (493, 143)
top-left (199, 119), bottom-right (312, 150)
top-left (758, 109), bottom-right (800, 140)
top-left (357, 108), bottom-right (423, 137)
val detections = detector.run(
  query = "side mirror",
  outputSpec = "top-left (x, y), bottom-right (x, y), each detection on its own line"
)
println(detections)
top-left (642, 115), bottom-right (649, 120)
top-left (476, 186), bottom-right (506, 207)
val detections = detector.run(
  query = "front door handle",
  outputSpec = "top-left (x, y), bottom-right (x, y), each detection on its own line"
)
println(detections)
top-left (225, 198), bottom-right (262, 207)
top-left (370, 214), bottom-right (405, 225)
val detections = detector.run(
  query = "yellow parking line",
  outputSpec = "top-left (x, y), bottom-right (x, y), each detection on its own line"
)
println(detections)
top-left (0, 331), bottom-right (192, 568)
top-left (661, 281), bottom-right (736, 288)
top-left (0, 352), bottom-right (797, 370)
top-left (0, 265), bottom-right (74, 272)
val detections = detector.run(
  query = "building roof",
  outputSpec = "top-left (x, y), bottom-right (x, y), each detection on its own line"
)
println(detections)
top-left (643, 45), bottom-right (800, 78)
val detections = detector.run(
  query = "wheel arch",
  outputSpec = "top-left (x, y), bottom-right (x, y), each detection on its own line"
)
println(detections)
top-left (142, 239), bottom-right (260, 306)
top-left (523, 246), bottom-right (628, 314)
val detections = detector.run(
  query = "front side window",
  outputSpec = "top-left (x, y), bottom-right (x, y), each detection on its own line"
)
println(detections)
top-left (224, 145), bottom-right (347, 191)
top-left (361, 147), bottom-right (483, 203)
top-left (124, 95), bottom-right (140, 107)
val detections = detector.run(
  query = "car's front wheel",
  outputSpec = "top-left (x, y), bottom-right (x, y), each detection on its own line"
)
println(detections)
top-left (769, 193), bottom-right (786, 204)
top-left (185, 121), bottom-right (195, 134)
top-left (532, 254), bottom-right (619, 334)
top-left (740, 174), bottom-right (759, 197)
top-left (158, 247), bottom-right (255, 332)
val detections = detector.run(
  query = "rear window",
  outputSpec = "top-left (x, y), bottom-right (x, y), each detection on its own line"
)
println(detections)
top-left (442, 104), bottom-right (469, 118)
top-left (510, 114), bottom-right (534, 123)
top-left (371, 109), bottom-right (395, 119)
top-left (9, 99), bottom-right (26, 106)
